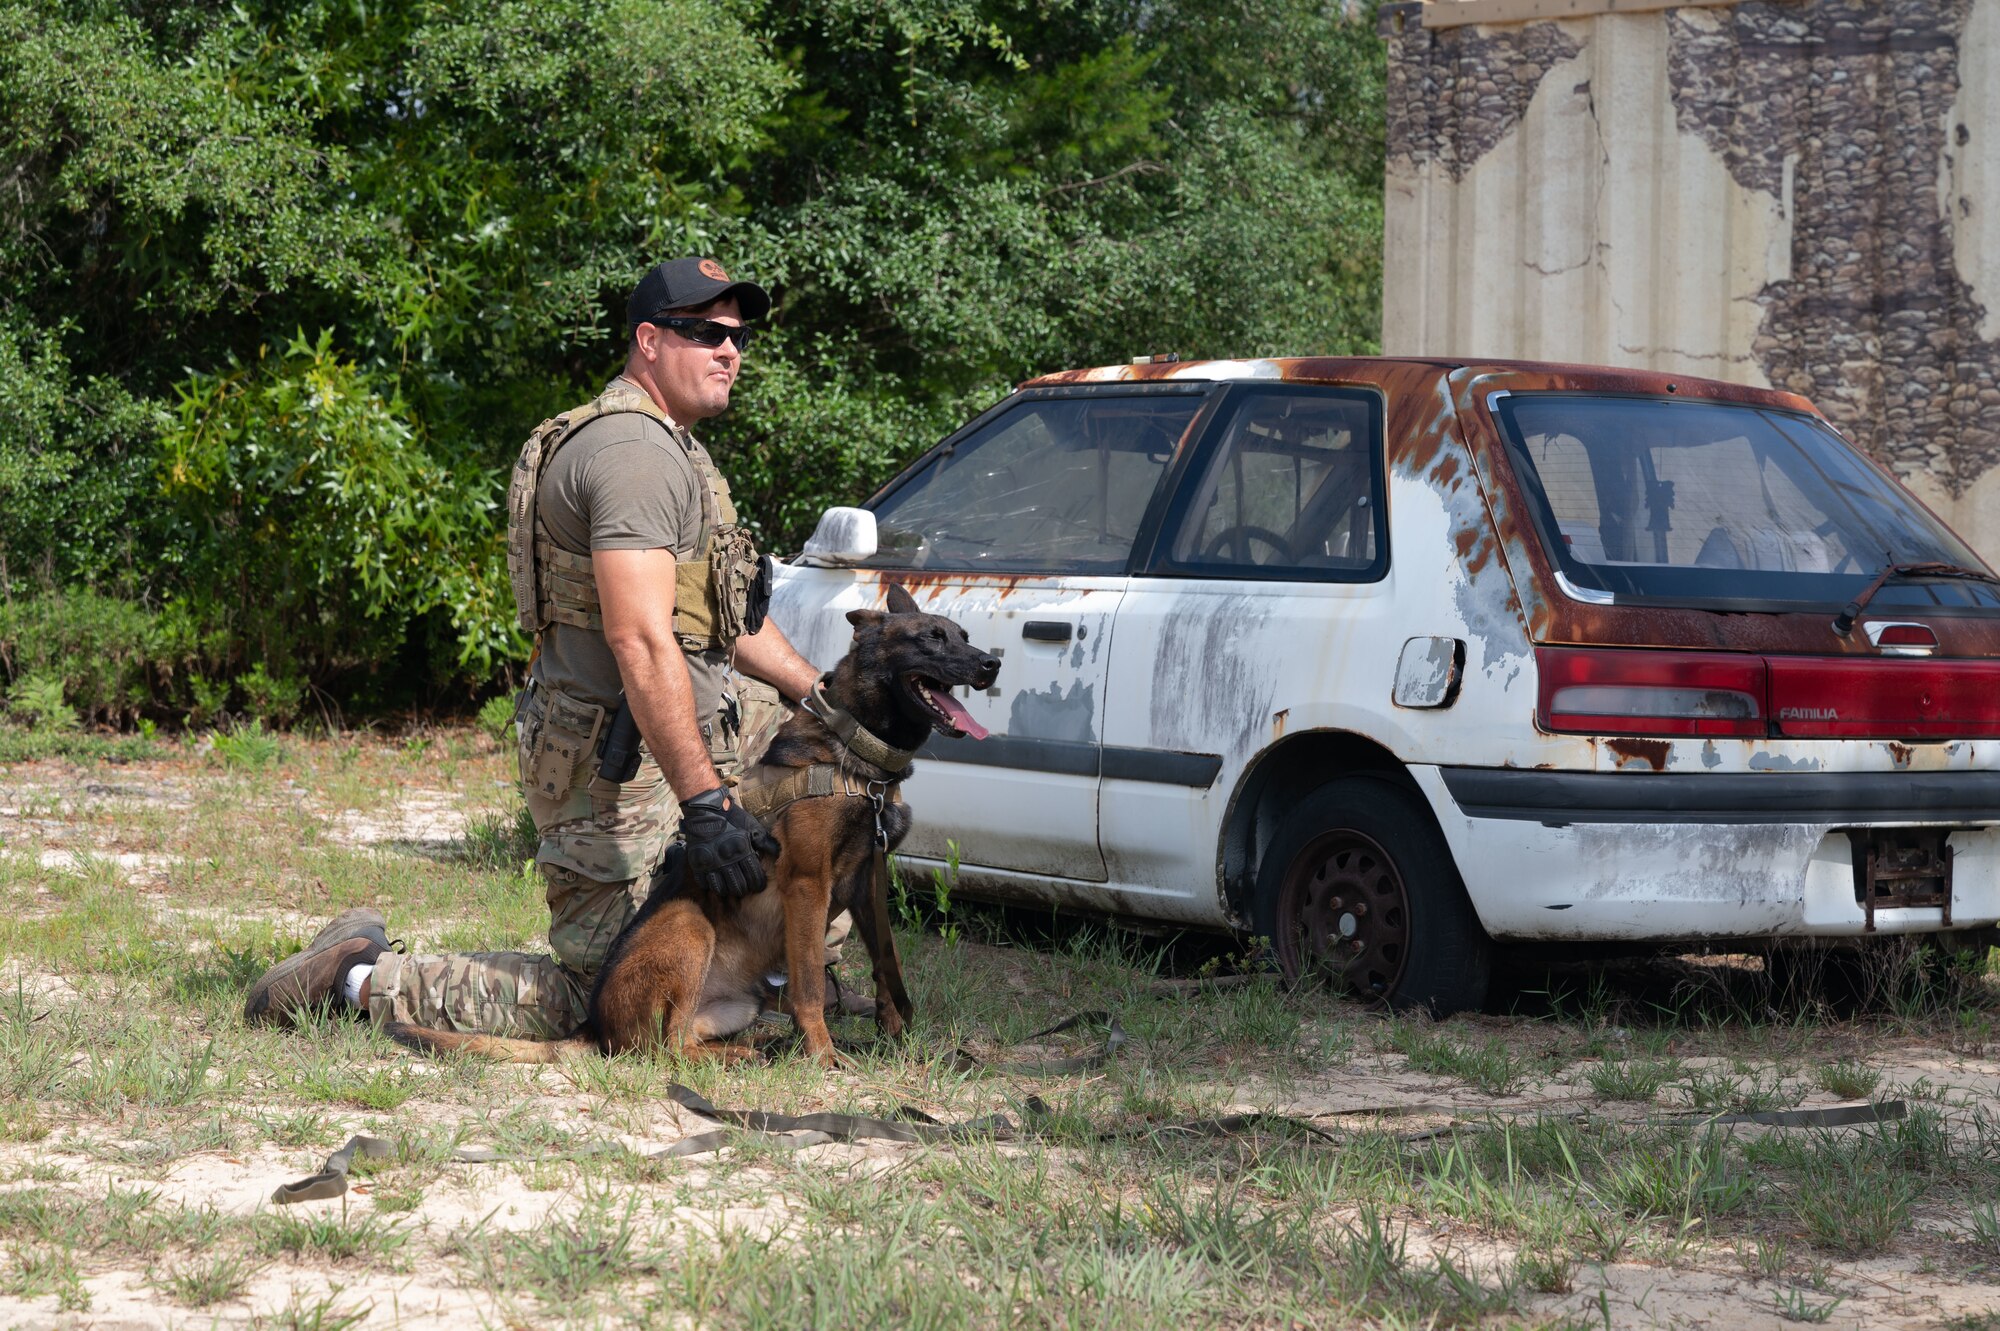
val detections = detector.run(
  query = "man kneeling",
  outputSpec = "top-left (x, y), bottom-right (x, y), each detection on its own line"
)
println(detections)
top-left (244, 257), bottom-right (829, 1036)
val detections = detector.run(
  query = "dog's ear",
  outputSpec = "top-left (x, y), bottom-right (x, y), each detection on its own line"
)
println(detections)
top-left (883, 583), bottom-right (921, 616)
top-left (845, 608), bottom-right (887, 630)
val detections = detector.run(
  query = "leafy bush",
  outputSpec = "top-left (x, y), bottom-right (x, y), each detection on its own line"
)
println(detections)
top-left (236, 663), bottom-right (305, 727)
top-left (0, 591), bottom-right (178, 723)
top-left (211, 720), bottom-right (283, 770)
top-left (476, 694), bottom-right (519, 742)
top-left (0, 0), bottom-right (1386, 708)
top-left (6, 673), bottom-right (75, 731)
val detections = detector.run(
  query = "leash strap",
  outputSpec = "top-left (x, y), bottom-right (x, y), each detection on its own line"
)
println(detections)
top-left (950, 1011), bottom-right (1128, 1076)
top-left (270, 1134), bottom-right (398, 1204)
top-left (271, 1058), bottom-right (1911, 1201)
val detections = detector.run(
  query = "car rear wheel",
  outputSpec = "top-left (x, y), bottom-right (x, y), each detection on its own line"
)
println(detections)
top-left (1254, 778), bottom-right (1491, 1015)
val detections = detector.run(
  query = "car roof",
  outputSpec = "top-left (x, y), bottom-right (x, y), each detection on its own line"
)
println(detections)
top-left (1017, 356), bottom-right (1803, 407)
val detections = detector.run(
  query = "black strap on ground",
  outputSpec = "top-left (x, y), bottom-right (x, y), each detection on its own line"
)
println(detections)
top-left (271, 1134), bottom-right (399, 1204)
top-left (950, 1011), bottom-right (1127, 1075)
top-left (656, 1082), bottom-right (1015, 1158)
top-left (1668, 1099), bottom-right (1906, 1129)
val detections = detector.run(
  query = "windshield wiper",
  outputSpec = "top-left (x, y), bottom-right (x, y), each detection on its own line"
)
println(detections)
top-left (1832, 560), bottom-right (2000, 635)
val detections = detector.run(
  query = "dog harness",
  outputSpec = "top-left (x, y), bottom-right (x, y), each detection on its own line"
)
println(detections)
top-left (734, 679), bottom-right (919, 845)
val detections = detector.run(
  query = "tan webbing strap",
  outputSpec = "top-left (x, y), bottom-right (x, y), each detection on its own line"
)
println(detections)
top-left (803, 680), bottom-right (918, 775)
top-left (733, 763), bottom-right (840, 826)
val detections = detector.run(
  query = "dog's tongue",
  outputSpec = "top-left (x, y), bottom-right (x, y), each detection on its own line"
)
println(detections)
top-left (935, 689), bottom-right (989, 740)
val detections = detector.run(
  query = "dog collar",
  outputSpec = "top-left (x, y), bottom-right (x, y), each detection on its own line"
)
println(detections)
top-left (804, 678), bottom-right (919, 776)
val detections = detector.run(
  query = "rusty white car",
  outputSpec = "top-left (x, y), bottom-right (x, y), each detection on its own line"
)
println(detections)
top-left (769, 357), bottom-right (2000, 1013)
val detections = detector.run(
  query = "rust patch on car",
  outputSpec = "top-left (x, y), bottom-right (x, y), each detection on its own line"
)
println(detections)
top-left (1605, 738), bottom-right (1671, 772)
top-left (877, 570), bottom-right (1035, 599)
top-left (1886, 741), bottom-right (1915, 771)
top-left (1273, 708), bottom-right (1290, 740)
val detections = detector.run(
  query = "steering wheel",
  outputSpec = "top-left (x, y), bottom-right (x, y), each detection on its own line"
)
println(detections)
top-left (1202, 524), bottom-right (1291, 565)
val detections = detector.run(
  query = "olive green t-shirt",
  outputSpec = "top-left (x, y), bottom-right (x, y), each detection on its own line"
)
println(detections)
top-left (531, 397), bottom-right (730, 727)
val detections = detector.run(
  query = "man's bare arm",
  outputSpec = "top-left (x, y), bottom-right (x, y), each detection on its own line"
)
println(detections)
top-left (594, 548), bottom-right (720, 798)
top-left (731, 614), bottom-right (820, 703)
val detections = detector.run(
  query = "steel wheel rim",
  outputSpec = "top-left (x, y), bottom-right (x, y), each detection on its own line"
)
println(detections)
top-left (1276, 828), bottom-right (1410, 999)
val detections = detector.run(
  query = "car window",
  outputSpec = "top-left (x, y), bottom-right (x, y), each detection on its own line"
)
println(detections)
top-left (1497, 394), bottom-right (2000, 610)
top-left (1164, 388), bottom-right (1384, 579)
top-left (869, 394), bottom-right (1200, 573)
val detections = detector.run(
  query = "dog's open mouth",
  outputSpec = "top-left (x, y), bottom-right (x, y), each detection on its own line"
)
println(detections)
top-left (904, 674), bottom-right (989, 740)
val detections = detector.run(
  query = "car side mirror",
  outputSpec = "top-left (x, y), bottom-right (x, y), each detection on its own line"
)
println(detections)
top-left (797, 507), bottom-right (877, 567)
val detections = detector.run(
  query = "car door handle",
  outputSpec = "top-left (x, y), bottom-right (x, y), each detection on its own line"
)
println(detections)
top-left (1022, 621), bottom-right (1073, 643)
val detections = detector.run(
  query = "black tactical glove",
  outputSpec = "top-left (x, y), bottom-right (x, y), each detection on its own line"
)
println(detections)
top-left (680, 786), bottom-right (779, 898)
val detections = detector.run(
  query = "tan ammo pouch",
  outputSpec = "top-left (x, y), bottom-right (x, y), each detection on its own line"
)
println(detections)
top-left (677, 524), bottom-right (762, 650)
top-left (522, 680), bottom-right (607, 803)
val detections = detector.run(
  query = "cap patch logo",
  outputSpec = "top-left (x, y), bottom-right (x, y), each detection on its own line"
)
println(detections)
top-left (698, 259), bottom-right (728, 281)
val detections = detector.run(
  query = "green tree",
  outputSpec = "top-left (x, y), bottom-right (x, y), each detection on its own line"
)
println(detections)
top-left (0, 0), bottom-right (1384, 709)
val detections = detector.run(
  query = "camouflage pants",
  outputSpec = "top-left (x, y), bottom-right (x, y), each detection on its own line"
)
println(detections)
top-left (368, 678), bottom-right (804, 1038)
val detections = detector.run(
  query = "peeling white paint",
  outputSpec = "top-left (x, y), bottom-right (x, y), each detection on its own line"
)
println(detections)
top-left (1945, 0), bottom-right (2000, 342)
top-left (1385, 23), bottom-right (1788, 384)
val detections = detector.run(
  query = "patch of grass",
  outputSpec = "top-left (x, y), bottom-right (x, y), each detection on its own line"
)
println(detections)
top-left (1515, 1244), bottom-right (1576, 1294)
top-left (455, 803), bottom-right (538, 870)
top-left (2, 1242), bottom-right (89, 1310)
top-left (1328, 1205), bottom-right (1522, 1324)
top-left (482, 1196), bottom-right (653, 1308)
top-left (1596, 1128), bottom-right (1752, 1220)
top-left (298, 1065), bottom-right (420, 1111)
top-left (1144, 1174), bottom-right (1314, 1276)
top-left (0, 1102), bottom-right (50, 1142)
top-left (257, 1288), bottom-right (374, 1331)
top-left (212, 719), bottom-right (283, 769)
top-left (156, 1251), bottom-right (260, 1307)
top-left (1586, 1056), bottom-right (1680, 1102)
top-left (1210, 976), bottom-right (1302, 1051)
top-left (1775, 1286), bottom-right (1845, 1323)
top-left (171, 941), bottom-right (273, 1003)
top-left (254, 1109), bottom-right (339, 1149)
top-left (1778, 1135), bottom-right (1924, 1253)
top-left (367, 1180), bottom-right (427, 1213)
top-left (72, 1034), bottom-right (236, 1108)
top-left (1812, 1059), bottom-right (1882, 1100)
top-left (0, 878), bottom-right (165, 977)
top-left (0, 1188), bottom-right (91, 1247)
top-left (1680, 1065), bottom-right (1797, 1115)
top-left (1381, 1020), bottom-right (1528, 1096)
top-left (255, 1205), bottom-right (411, 1266)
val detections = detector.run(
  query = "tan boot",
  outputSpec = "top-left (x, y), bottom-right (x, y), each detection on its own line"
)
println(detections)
top-left (243, 908), bottom-right (394, 1026)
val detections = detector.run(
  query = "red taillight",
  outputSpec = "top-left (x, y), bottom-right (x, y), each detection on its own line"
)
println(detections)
top-left (1766, 657), bottom-right (2000, 737)
top-left (1537, 648), bottom-right (1766, 737)
top-left (1873, 624), bottom-right (1937, 648)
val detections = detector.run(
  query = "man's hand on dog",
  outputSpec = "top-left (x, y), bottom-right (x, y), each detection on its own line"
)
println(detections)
top-left (680, 787), bottom-right (781, 898)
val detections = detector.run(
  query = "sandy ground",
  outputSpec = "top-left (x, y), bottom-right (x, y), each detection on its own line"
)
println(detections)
top-left (4, 746), bottom-right (2000, 1328)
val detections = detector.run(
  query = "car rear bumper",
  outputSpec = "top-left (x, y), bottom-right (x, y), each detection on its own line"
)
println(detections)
top-left (1413, 766), bottom-right (2000, 941)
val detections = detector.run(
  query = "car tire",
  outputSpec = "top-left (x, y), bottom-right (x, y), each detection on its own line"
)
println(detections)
top-left (1254, 777), bottom-right (1491, 1015)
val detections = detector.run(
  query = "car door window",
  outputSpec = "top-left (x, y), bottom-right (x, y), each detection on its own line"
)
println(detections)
top-left (870, 394), bottom-right (1203, 573)
top-left (1162, 388), bottom-right (1386, 579)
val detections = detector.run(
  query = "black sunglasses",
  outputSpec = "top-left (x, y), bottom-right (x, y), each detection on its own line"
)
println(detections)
top-left (646, 316), bottom-right (754, 350)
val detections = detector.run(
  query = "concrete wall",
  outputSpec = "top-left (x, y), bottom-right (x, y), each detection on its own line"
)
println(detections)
top-left (1382, 0), bottom-right (2000, 559)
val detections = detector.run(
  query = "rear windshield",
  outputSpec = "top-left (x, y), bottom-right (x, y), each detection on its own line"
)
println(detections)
top-left (1493, 394), bottom-right (2000, 613)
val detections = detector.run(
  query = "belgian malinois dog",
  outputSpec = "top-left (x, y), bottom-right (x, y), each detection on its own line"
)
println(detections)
top-left (387, 583), bottom-right (1001, 1066)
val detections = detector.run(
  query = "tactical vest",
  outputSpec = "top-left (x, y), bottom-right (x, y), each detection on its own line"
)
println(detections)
top-left (506, 379), bottom-right (762, 652)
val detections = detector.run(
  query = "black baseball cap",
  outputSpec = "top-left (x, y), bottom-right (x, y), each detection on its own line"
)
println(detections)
top-left (627, 257), bottom-right (771, 328)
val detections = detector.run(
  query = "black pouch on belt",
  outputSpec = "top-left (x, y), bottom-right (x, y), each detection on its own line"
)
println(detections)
top-left (744, 554), bottom-right (773, 637)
